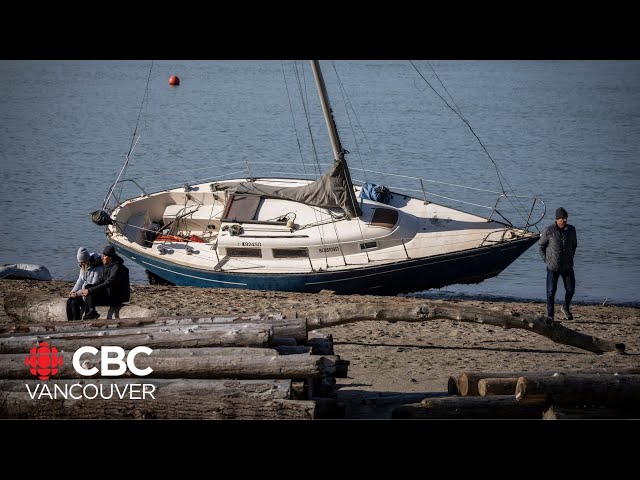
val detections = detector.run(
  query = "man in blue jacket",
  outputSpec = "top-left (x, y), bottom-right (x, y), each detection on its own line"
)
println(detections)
top-left (539, 207), bottom-right (578, 325)
top-left (81, 245), bottom-right (130, 320)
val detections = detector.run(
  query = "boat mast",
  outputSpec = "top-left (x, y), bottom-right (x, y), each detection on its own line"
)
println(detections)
top-left (310, 60), bottom-right (362, 218)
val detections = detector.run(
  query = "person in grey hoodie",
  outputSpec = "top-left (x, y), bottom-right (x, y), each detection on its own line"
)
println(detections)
top-left (81, 245), bottom-right (130, 320)
top-left (67, 247), bottom-right (103, 320)
top-left (539, 207), bottom-right (578, 324)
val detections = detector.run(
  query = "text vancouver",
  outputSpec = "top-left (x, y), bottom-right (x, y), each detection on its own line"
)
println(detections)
top-left (25, 383), bottom-right (156, 400)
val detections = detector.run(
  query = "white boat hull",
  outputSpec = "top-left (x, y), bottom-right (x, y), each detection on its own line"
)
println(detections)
top-left (102, 177), bottom-right (540, 294)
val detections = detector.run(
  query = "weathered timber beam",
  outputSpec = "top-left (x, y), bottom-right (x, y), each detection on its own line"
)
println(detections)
top-left (391, 395), bottom-right (545, 419)
top-left (300, 302), bottom-right (625, 354)
top-left (516, 374), bottom-right (640, 407)
top-left (543, 404), bottom-right (640, 419)
top-left (306, 331), bottom-right (334, 355)
top-left (1, 317), bottom-right (307, 342)
top-left (459, 367), bottom-right (640, 396)
top-left (0, 379), bottom-right (316, 419)
top-left (7, 294), bottom-right (625, 354)
top-left (353, 393), bottom-right (436, 419)
top-left (3, 292), bottom-right (156, 323)
top-left (0, 323), bottom-right (273, 353)
top-left (274, 345), bottom-right (311, 355)
top-left (3, 351), bottom-right (340, 379)
top-left (4, 344), bottom-right (279, 372)
top-left (447, 376), bottom-right (460, 395)
top-left (478, 378), bottom-right (519, 397)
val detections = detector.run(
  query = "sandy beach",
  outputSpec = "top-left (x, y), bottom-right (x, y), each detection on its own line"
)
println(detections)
top-left (1, 279), bottom-right (638, 418)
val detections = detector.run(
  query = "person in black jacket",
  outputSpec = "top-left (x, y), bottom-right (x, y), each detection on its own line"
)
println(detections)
top-left (539, 207), bottom-right (577, 325)
top-left (81, 245), bottom-right (130, 320)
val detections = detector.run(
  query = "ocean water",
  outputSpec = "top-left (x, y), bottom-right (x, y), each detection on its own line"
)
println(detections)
top-left (1, 60), bottom-right (639, 305)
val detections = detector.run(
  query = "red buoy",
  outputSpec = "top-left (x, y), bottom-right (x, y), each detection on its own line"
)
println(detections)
top-left (169, 75), bottom-right (180, 86)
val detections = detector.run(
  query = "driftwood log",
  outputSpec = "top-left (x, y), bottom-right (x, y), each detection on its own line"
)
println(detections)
top-left (458, 367), bottom-right (640, 396)
top-left (0, 323), bottom-right (274, 353)
top-left (516, 374), bottom-right (640, 407)
top-left (477, 369), bottom-right (640, 397)
top-left (4, 292), bottom-right (156, 323)
top-left (5, 294), bottom-right (625, 354)
top-left (300, 302), bottom-right (625, 354)
top-left (478, 378), bottom-right (520, 397)
top-left (1, 350), bottom-right (342, 380)
top-left (391, 395), bottom-right (545, 419)
top-left (307, 331), bottom-right (334, 355)
top-left (447, 376), bottom-right (460, 395)
top-left (0, 313), bottom-right (289, 335)
top-left (542, 405), bottom-right (640, 420)
top-left (0, 316), bottom-right (307, 342)
top-left (0, 378), bottom-right (316, 419)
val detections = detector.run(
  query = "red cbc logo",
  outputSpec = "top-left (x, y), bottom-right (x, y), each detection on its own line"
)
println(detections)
top-left (25, 342), bottom-right (63, 380)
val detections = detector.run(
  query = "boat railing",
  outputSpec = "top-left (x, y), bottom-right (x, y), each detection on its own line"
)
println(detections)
top-left (111, 160), bottom-right (544, 231)
top-left (488, 194), bottom-right (546, 233)
top-left (348, 166), bottom-right (545, 233)
top-left (103, 178), bottom-right (149, 213)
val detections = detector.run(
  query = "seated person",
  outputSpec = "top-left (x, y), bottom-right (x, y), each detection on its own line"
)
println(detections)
top-left (81, 245), bottom-right (130, 320)
top-left (67, 247), bottom-right (103, 320)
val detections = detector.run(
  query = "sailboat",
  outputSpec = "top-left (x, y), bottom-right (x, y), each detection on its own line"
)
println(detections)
top-left (92, 61), bottom-right (544, 295)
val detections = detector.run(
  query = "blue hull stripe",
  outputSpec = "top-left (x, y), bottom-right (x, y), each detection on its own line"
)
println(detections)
top-left (138, 259), bottom-right (247, 286)
top-left (113, 236), bottom-right (538, 295)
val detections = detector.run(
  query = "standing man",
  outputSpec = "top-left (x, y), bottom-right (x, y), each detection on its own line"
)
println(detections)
top-left (539, 207), bottom-right (577, 324)
top-left (81, 245), bottom-right (130, 320)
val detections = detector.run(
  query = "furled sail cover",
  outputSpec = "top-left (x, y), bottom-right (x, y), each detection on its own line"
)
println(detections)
top-left (214, 159), bottom-right (362, 219)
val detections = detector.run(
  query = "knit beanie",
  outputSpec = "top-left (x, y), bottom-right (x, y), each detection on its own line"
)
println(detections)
top-left (102, 245), bottom-right (116, 257)
top-left (555, 207), bottom-right (568, 219)
top-left (77, 247), bottom-right (91, 263)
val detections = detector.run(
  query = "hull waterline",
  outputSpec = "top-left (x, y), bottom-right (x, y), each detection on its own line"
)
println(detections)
top-left (109, 235), bottom-right (539, 296)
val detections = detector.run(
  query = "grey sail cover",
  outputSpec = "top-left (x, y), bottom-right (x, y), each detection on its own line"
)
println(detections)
top-left (215, 160), bottom-right (362, 218)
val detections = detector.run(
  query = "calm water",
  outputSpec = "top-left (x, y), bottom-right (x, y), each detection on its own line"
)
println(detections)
top-left (1, 60), bottom-right (639, 305)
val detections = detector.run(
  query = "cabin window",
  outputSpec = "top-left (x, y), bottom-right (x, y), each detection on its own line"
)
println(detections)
top-left (226, 248), bottom-right (262, 258)
top-left (370, 208), bottom-right (398, 228)
top-left (360, 241), bottom-right (378, 250)
top-left (222, 194), bottom-right (262, 222)
top-left (272, 248), bottom-right (309, 258)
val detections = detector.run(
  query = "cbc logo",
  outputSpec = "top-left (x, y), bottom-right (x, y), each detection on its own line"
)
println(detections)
top-left (73, 346), bottom-right (153, 377)
top-left (25, 343), bottom-right (153, 380)
top-left (25, 342), bottom-right (64, 381)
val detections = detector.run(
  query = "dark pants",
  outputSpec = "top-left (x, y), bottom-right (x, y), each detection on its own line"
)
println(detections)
top-left (83, 289), bottom-right (114, 314)
top-left (66, 296), bottom-right (85, 320)
top-left (546, 267), bottom-right (575, 318)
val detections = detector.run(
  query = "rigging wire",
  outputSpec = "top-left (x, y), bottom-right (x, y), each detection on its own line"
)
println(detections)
top-left (292, 61), bottom-right (335, 268)
top-left (314, 62), bottom-right (368, 268)
top-left (292, 61), bottom-right (323, 177)
top-left (281, 61), bottom-right (311, 179)
top-left (329, 60), bottom-right (372, 262)
top-left (282, 61), bottom-right (325, 270)
top-left (128, 61), bottom-right (155, 160)
top-left (410, 60), bottom-right (533, 226)
top-left (330, 61), bottom-right (385, 180)
top-left (409, 60), bottom-right (507, 194)
top-left (103, 60), bottom-right (155, 211)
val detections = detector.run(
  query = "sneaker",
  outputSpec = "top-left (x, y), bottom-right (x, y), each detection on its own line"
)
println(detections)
top-left (545, 316), bottom-right (555, 328)
top-left (83, 310), bottom-right (100, 320)
top-left (561, 306), bottom-right (573, 320)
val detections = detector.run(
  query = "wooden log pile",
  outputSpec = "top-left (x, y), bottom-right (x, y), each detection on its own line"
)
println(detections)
top-left (0, 314), bottom-right (349, 420)
top-left (393, 367), bottom-right (640, 419)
